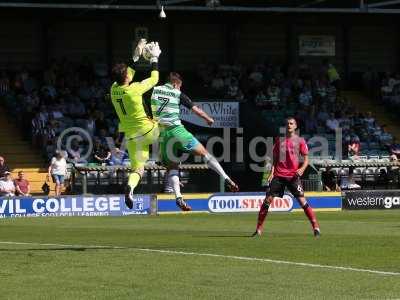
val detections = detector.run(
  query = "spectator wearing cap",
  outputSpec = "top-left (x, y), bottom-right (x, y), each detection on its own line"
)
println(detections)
top-left (0, 156), bottom-right (10, 178)
top-left (48, 151), bottom-right (67, 196)
top-left (14, 171), bottom-right (31, 196)
top-left (0, 171), bottom-right (15, 196)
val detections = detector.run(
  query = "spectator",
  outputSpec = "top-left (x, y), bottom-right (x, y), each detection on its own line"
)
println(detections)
top-left (0, 156), bottom-right (10, 178)
top-left (248, 65), bottom-right (264, 87)
top-left (68, 97), bottom-right (86, 118)
top-left (389, 138), bottom-right (400, 161)
top-left (317, 106), bottom-right (330, 126)
top-left (363, 111), bottom-right (375, 128)
top-left (322, 167), bottom-right (340, 192)
top-left (348, 136), bottom-right (361, 157)
top-left (267, 79), bottom-right (280, 106)
top-left (47, 151), bottom-right (67, 196)
top-left (327, 63), bottom-right (341, 91)
top-left (0, 171), bottom-right (16, 196)
top-left (95, 112), bottom-right (108, 135)
top-left (109, 147), bottom-right (128, 166)
top-left (298, 87), bottom-right (313, 107)
top-left (304, 111), bottom-right (318, 133)
top-left (255, 90), bottom-right (269, 107)
top-left (67, 141), bottom-right (87, 164)
top-left (93, 139), bottom-right (111, 165)
top-left (77, 80), bottom-right (93, 101)
top-left (14, 171), bottom-right (31, 196)
top-left (315, 78), bottom-right (328, 99)
top-left (326, 113), bottom-right (340, 133)
top-left (211, 74), bottom-right (224, 94)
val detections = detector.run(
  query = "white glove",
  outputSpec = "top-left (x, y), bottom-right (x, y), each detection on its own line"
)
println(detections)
top-left (147, 42), bottom-right (162, 63)
top-left (132, 38), bottom-right (147, 62)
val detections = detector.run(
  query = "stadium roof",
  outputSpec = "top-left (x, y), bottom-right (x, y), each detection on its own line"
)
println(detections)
top-left (1, 0), bottom-right (400, 13)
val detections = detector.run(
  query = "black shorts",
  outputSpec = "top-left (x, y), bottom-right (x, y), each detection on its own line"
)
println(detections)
top-left (267, 176), bottom-right (304, 198)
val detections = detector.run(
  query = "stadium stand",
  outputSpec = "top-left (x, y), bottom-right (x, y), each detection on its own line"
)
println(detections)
top-left (1, 56), bottom-right (399, 193)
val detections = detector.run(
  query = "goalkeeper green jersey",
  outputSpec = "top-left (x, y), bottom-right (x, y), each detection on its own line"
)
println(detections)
top-left (151, 83), bottom-right (194, 127)
top-left (110, 69), bottom-right (159, 136)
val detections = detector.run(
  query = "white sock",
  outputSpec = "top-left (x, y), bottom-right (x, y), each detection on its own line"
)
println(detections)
top-left (168, 169), bottom-right (182, 198)
top-left (204, 153), bottom-right (229, 180)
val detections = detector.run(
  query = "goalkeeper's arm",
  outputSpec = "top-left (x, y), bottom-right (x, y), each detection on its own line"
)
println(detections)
top-left (130, 62), bottom-right (159, 95)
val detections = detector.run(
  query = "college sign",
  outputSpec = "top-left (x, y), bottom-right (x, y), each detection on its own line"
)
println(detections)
top-left (0, 195), bottom-right (156, 218)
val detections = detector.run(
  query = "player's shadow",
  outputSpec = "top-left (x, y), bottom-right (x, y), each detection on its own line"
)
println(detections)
top-left (197, 234), bottom-right (253, 238)
top-left (0, 247), bottom-right (118, 252)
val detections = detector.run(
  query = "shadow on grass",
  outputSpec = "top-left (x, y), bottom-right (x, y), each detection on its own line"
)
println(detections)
top-left (0, 247), bottom-right (119, 252)
top-left (196, 234), bottom-right (254, 238)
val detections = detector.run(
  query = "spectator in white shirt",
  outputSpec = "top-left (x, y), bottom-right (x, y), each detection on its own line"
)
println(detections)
top-left (0, 172), bottom-right (15, 197)
top-left (47, 151), bottom-right (67, 196)
top-left (326, 113), bottom-right (340, 133)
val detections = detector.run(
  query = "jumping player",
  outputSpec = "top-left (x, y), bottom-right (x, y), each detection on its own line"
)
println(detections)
top-left (110, 40), bottom-right (161, 208)
top-left (253, 117), bottom-right (320, 237)
top-left (151, 72), bottom-right (239, 211)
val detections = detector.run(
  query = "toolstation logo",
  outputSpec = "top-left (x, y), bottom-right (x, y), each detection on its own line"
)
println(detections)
top-left (208, 194), bottom-right (293, 213)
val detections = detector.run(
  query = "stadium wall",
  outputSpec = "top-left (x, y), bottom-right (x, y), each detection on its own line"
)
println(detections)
top-left (0, 11), bottom-right (399, 74)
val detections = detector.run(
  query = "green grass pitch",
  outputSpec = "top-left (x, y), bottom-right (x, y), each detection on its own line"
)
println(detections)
top-left (0, 210), bottom-right (399, 299)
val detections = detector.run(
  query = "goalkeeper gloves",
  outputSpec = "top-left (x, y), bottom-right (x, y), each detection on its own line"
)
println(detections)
top-left (132, 38), bottom-right (147, 62)
top-left (147, 42), bottom-right (162, 63)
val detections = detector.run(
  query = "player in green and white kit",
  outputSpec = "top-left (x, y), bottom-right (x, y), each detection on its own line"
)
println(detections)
top-left (151, 72), bottom-right (239, 211)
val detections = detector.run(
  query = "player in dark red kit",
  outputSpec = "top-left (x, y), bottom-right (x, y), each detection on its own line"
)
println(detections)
top-left (252, 117), bottom-right (321, 237)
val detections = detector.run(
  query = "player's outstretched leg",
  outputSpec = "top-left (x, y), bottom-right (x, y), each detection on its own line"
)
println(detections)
top-left (167, 168), bottom-right (191, 211)
top-left (192, 144), bottom-right (239, 192)
top-left (299, 197), bottom-right (320, 237)
top-left (252, 196), bottom-right (272, 237)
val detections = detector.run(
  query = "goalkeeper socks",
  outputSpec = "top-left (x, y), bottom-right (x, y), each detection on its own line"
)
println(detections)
top-left (168, 169), bottom-right (182, 199)
top-left (256, 201), bottom-right (270, 232)
top-left (302, 202), bottom-right (319, 230)
top-left (128, 172), bottom-right (141, 191)
top-left (204, 153), bottom-right (229, 180)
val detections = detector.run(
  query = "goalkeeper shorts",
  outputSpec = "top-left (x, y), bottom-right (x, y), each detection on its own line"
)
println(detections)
top-left (125, 122), bottom-right (159, 170)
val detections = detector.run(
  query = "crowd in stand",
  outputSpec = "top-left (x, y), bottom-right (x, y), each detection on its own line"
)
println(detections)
top-left (0, 58), bottom-right (127, 164)
top-left (197, 59), bottom-right (394, 158)
top-left (0, 156), bottom-right (30, 196)
top-left (1, 57), bottom-right (400, 195)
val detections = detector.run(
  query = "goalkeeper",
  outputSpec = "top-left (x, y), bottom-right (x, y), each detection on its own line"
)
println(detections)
top-left (110, 40), bottom-right (161, 208)
top-left (151, 72), bottom-right (239, 211)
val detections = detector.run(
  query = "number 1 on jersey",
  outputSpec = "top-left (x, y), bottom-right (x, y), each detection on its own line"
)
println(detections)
top-left (116, 98), bottom-right (126, 115)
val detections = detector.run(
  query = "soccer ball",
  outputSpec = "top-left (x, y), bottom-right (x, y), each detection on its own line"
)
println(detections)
top-left (142, 43), bottom-right (153, 61)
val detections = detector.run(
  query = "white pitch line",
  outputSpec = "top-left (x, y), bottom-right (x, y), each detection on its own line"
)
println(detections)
top-left (1, 241), bottom-right (399, 277)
